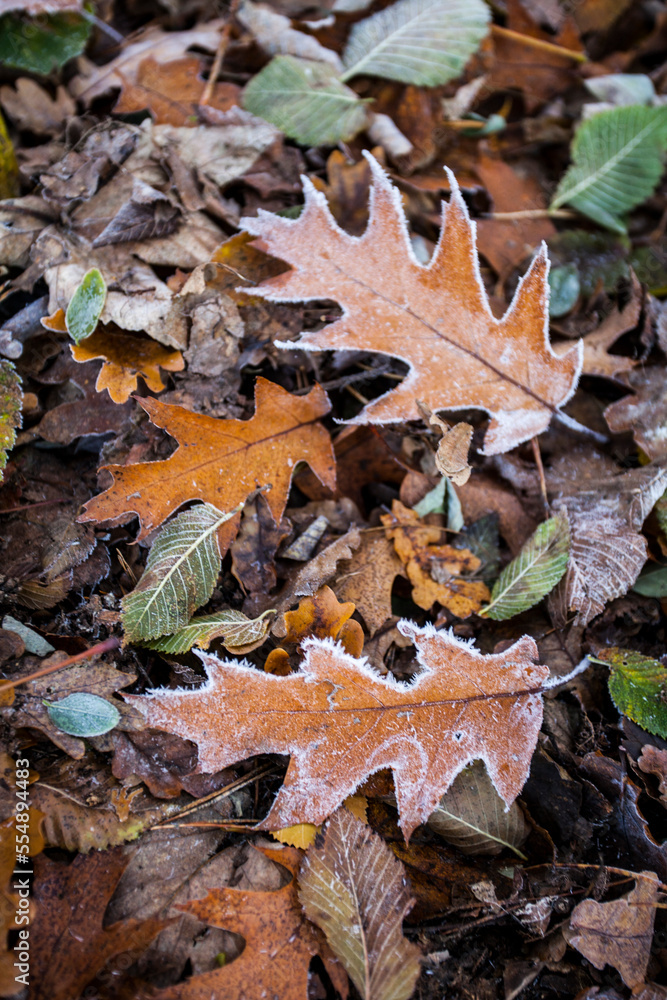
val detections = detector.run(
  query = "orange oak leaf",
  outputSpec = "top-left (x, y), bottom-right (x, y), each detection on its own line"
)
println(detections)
top-left (381, 500), bottom-right (489, 615)
top-left (156, 846), bottom-right (348, 1000)
top-left (80, 378), bottom-right (336, 541)
top-left (283, 585), bottom-right (355, 645)
top-left (113, 56), bottom-right (241, 126)
top-left (269, 586), bottom-right (364, 674)
top-left (240, 154), bottom-right (582, 455)
top-left (70, 328), bottom-right (184, 403)
top-left (127, 621), bottom-right (549, 838)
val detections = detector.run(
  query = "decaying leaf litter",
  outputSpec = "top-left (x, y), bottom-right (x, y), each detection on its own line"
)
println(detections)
top-left (1, 0), bottom-right (667, 998)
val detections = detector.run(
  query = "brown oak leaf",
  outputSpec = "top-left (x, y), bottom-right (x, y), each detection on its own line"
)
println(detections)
top-left (80, 378), bottom-right (336, 540)
top-left (30, 847), bottom-right (171, 1000)
top-left (605, 367), bottom-right (667, 461)
top-left (156, 846), bottom-right (348, 1000)
top-left (113, 55), bottom-right (241, 126)
top-left (241, 154), bottom-right (582, 455)
top-left (127, 620), bottom-right (549, 838)
top-left (382, 500), bottom-right (489, 615)
top-left (568, 871), bottom-right (659, 989)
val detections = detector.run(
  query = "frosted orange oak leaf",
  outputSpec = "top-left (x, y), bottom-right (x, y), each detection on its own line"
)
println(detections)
top-left (80, 378), bottom-right (336, 541)
top-left (240, 154), bottom-right (583, 455)
top-left (127, 621), bottom-right (549, 838)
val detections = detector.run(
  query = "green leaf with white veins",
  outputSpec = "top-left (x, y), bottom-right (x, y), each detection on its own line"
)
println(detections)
top-left (481, 510), bottom-right (570, 621)
top-left (122, 502), bottom-right (243, 643)
top-left (243, 56), bottom-right (370, 147)
top-left (551, 106), bottom-right (667, 233)
top-left (341, 0), bottom-right (490, 87)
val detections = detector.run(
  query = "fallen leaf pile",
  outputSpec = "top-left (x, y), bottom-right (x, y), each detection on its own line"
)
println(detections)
top-left (1, 0), bottom-right (667, 997)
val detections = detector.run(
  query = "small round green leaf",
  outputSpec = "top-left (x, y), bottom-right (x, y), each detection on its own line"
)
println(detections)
top-left (45, 692), bottom-right (120, 737)
top-left (65, 268), bottom-right (107, 344)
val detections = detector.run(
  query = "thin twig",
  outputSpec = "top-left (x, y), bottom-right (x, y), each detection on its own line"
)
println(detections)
top-left (482, 209), bottom-right (577, 221)
top-left (0, 637), bottom-right (121, 694)
top-left (490, 24), bottom-right (588, 62)
top-left (150, 762), bottom-right (278, 828)
top-left (200, 0), bottom-right (241, 106)
top-left (0, 498), bottom-right (70, 516)
top-left (531, 436), bottom-right (550, 518)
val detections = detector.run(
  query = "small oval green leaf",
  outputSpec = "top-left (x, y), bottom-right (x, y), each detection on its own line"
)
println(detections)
top-left (65, 268), bottom-right (107, 344)
top-left (45, 692), bottom-right (120, 737)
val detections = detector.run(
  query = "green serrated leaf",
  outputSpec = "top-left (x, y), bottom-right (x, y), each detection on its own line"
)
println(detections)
top-left (481, 511), bottom-right (570, 621)
top-left (598, 647), bottom-right (667, 738)
top-left (0, 360), bottom-right (22, 483)
top-left (341, 0), bottom-right (490, 86)
top-left (551, 105), bottom-right (667, 233)
top-left (145, 608), bottom-right (274, 655)
top-left (0, 12), bottom-right (91, 75)
top-left (45, 693), bottom-right (120, 737)
top-left (65, 268), bottom-right (107, 344)
top-left (243, 55), bottom-right (369, 146)
top-left (122, 502), bottom-right (242, 644)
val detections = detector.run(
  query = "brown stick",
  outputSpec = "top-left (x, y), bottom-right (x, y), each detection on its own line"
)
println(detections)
top-left (150, 762), bottom-right (278, 828)
top-left (0, 636), bottom-right (121, 693)
top-left (483, 209), bottom-right (577, 221)
top-left (531, 436), bottom-right (550, 518)
top-left (200, 0), bottom-right (241, 106)
top-left (491, 24), bottom-right (587, 62)
top-left (0, 498), bottom-right (70, 516)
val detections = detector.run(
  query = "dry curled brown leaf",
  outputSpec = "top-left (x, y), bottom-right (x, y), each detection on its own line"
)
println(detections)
top-left (382, 501), bottom-right (489, 615)
top-left (70, 328), bottom-right (185, 403)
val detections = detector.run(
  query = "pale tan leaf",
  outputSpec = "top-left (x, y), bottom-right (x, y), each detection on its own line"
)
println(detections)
top-left (548, 457), bottom-right (667, 626)
top-left (427, 760), bottom-right (528, 857)
top-left (568, 871), bottom-right (659, 988)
